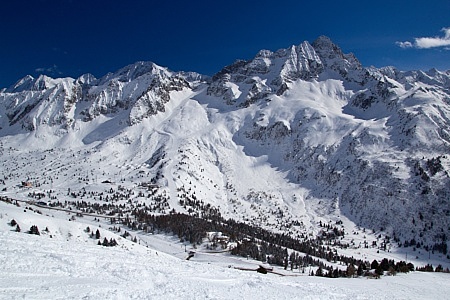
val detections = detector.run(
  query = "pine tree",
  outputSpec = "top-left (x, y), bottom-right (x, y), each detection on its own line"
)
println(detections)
top-left (357, 263), bottom-right (364, 276)
top-left (95, 229), bottom-right (100, 239)
top-left (388, 266), bottom-right (397, 276)
top-left (371, 259), bottom-right (379, 270)
top-left (15, 224), bottom-right (21, 232)
top-left (333, 268), bottom-right (339, 278)
top-left (29, 225), bottom-right (40, 235)
top-left (380, 258), bottom-right (390, 271)
top-left (375, 265), bottom-right (384, 276)
top-left (326, 267), bottom-right (333, 278)
top-left (347, 264), bottom-right (356, 277)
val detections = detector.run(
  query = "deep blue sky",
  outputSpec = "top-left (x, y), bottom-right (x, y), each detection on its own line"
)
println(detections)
top-left (1, 0), bottom-right (449, 88)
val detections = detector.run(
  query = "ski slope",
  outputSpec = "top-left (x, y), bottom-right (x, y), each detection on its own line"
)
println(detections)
top-left (1, 200), bottom-right (449, 299)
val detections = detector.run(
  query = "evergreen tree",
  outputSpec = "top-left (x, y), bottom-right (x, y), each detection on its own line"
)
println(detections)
top-left (347, 264), bottom-right (356, 278)
top-left (357, 264), bottom-right (364, 276)
top-left (375, 265), bottom-right (384, 276)
top-left (333, 268), bottom-right (339, 278)
top-left (15, 224), bottom-right (21, 232)
top-left (29, 225), bottom-right (40, 235)
top-left (371, 259), bottom-right (379, 270)
top-left (380, 258), bottom-right (390, 271)
top-left (326, 267), bottom-right (333, 278)
top-left (396, 261), bottom-right (410, 273)
top-left (95, 229), bottom-right (101, 239)
top-left (388, 266), bottom-right (397, 276)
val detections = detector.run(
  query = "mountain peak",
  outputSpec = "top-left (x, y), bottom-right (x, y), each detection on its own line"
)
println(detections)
top-left (6, 74), bottom-right (61, 93)
top-left (98, 61), bottom-right (170, 85)
top-left (312, 36), bottom-right (346, 61)
top-left (311, 36), bottom-right (362, 75)
top-left (6, 75), bottom-right (35, 93)
top-left (312, 35), bottom-right (336, 48)
top-left (76, 73), bottom-right (97, 85)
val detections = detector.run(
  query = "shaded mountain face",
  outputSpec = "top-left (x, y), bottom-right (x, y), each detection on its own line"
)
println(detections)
top-left (1, 36), bottom-right (449, 253)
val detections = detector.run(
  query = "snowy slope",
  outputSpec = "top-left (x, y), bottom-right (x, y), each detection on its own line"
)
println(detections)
top-left (1, 200), bottom-right (449, 299)
top-left (0, 36), bottom-right (449, 269)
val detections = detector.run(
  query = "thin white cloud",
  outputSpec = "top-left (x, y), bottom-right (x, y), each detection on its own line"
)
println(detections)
top-left (396, 41), bottom-right (413, 49)
top-left (397, 27), bottom-right (450, 50)
top-left (35, 64), bottom-right (63, 76)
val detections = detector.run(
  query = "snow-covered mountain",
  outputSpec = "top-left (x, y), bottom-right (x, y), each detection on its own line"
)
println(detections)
top-left (1, 36), bottom-right (449, 262)
top-left (0, 61), bottom-right (205, 132)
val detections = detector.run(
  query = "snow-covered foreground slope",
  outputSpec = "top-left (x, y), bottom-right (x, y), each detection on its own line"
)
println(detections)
top-left (1, 201), bottom-right (449, 300)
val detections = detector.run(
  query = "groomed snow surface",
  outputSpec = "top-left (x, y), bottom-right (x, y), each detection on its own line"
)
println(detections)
top-left (1, 201), bottom-right (449, 300)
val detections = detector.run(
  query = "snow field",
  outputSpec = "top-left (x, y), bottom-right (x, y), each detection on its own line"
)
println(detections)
top-left (1, 201), bottom-right (449, 300)
top-left (0, 202), bottom-right (450, 299)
